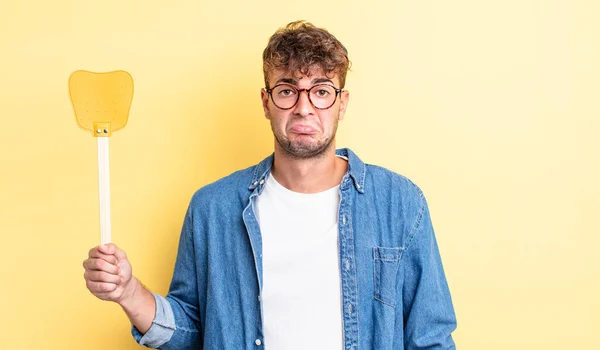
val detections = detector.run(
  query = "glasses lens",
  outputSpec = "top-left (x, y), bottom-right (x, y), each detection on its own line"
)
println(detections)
top-left (309, 85), bottom-right (337, 109)
top-left (271, 84), bottom-right (298, 109)
top-left (270, 84), bottom-right (338, 109)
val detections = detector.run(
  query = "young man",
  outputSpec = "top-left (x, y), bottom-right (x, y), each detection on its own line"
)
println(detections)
top-left (83, 21), bottom-right (457, 349)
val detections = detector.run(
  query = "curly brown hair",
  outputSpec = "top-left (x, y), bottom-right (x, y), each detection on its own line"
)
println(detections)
top-left (262, 20), bottom-right (351, 88)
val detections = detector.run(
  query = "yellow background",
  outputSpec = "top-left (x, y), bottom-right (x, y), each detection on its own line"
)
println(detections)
top-left (1, 0), bottom-right (598, 349)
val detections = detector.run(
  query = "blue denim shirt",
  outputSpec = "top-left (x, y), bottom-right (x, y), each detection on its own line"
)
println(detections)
top-left (132, 148), bottom-right (457, 349)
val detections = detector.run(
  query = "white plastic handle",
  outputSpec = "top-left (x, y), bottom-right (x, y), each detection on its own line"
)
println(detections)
top-left (97, 137), bottom-right (112, 244)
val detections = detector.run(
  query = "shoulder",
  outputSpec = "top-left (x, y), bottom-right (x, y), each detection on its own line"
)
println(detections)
top-left (364, 163), bottom-right (432, 243)
top-left (365, 163), bottom-right (425, 202)
top-left (188, 165), bottom-right (255, 210)
top-left (363, 163), bottom-right (429, 230)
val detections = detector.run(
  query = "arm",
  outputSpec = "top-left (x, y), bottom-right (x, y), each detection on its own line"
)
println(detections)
top-left (119, 277), bottom-right (157, 334)
top-left (83, 244), bottom-right (161, 343)
top-left (402, 192), bottom-right (457, 349)
top-left (130, 205), bottom-right (203, 350)
top-left (83, 202), bottom-right (203, 349)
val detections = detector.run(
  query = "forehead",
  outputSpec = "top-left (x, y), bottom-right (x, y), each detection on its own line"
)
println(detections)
top-left (268, 66), bottom-right (340, 87)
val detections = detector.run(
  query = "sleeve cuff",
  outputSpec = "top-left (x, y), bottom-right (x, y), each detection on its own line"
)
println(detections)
top-left (131, 293), bottom-right (176, 348)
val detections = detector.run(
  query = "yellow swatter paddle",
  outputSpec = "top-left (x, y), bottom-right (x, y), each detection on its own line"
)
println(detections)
top-left (68, 70), bottom-right (134, 245)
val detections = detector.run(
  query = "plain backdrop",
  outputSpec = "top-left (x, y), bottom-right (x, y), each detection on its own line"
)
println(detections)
top-left (0, 0), bottom-right (598, 349)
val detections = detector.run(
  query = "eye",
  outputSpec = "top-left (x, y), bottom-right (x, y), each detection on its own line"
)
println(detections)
top-left (311, 85), bottom-right (335, 98)
top-left (315, 89), bottom-right (330, 97)
top-left (274, 85), bottom-right (297, 97)
top-left (279, 89), bottom-right (295, 97)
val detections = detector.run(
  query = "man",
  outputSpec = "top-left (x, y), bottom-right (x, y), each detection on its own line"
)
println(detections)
top-left (83, 20), bottom-right (457, 349)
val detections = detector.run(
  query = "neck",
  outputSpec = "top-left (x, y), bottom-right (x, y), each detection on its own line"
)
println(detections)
top-left (270, 143), bottom-right (348, 194)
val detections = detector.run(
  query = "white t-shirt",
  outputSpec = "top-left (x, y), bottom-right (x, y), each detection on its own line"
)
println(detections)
top-left (255, 173), bottom-right (343, 350)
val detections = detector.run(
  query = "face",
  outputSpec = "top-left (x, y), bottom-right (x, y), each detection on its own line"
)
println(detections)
top-left (261, 67), bottom-right (350, 159)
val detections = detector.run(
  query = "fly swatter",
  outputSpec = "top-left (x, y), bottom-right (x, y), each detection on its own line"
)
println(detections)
top-left (69, 70), bottom-right (134, 245)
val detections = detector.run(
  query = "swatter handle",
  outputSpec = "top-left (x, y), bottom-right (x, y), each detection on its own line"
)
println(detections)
top-left (97, 137), bottom-right (112, 244)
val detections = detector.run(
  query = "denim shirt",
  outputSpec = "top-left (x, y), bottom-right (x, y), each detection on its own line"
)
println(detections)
top-left (131, 148), bottom-right (457, 349)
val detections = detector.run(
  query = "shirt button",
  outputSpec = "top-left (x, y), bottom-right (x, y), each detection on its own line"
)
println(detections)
top-left (345, 259), bottom-right (350, 271)
top-left (255, 339), bottom-right (262, 346)
top-left (342, 216), bottom-right (346, 225)
top-left (347, 303), bottom-right (353, 314)
top-left (253, 181), bottom-right (258, 186)
top-left (258, 295), bottom-right (261, 301)
top-left (259, 179), bottom-right (265, 185)
top-left (356, 183), bottom-right (361, 189)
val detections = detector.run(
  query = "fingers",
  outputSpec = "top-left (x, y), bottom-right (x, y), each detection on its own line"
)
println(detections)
top-left (84, 244), bottom-right (132, 302)
top-left (97, 243), bottom-right (115, 255)
top-left (88, 246), bottom-right (118, 265)
top-left (84, 244), bottom-right (133, 280)
top-left (84, 270), bottom-right (122, 284)
top-left (86, 280), bottom-right (118, 294)
top-left (97, 244), bottom-right (128, 262)
top-left (108, 244), bottom-right (128, 262)
top-left (83, 257), bottom-right (119, 275)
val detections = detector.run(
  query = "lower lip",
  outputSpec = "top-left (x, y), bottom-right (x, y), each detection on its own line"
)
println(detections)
top-left (290, 125), bottom-right (317, 134)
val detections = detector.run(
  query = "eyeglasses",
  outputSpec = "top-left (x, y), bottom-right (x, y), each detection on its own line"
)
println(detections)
top-left (266, 83), bottom-right (342, 110)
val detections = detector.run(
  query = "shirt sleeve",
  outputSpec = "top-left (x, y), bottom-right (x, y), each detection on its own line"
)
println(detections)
top-left (131, 204), bottom-right (203, 349)
top-left (402, 191), bottom-right (457, 349)
top-left (131, 293), bottom-right (176, 348)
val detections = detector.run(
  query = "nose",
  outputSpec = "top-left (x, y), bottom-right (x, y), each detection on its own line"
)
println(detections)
top-left (293, 89), bottom-right (314, 117)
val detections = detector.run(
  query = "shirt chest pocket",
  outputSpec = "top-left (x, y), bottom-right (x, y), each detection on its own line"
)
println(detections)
top-left (373, 246), bottom-right (404, 308)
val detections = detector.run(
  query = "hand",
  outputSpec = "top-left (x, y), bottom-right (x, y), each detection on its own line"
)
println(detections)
top-left (83, 244), bottom-right (136, 305)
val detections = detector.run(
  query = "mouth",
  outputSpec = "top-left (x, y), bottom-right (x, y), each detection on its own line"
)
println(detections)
top-left (289, 124), bottom-right (318, 134)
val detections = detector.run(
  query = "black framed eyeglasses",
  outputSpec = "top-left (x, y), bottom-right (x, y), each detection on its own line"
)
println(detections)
top-left (266, 83), bottom-right (342, 110)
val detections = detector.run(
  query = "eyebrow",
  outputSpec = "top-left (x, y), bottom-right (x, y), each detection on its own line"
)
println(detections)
top-left (274, 77), bottom-right (335, 86)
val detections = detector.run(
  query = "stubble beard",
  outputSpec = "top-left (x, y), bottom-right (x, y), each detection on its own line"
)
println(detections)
top-left (271, 117), bottom-right (339, 160)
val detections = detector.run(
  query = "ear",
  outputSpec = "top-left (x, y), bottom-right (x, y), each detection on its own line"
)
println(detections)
top-left (261, 88), bottom-right (271, 119)
top-left (337, 90), bottom-right (350, 121)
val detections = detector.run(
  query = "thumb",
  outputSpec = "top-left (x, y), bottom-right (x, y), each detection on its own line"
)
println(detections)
top-left (112, 245), bottom-right (128, 261)
top-left (98, 243), bottom-right (116, 255)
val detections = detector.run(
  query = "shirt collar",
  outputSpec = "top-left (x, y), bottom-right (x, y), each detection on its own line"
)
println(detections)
top-left (248, 148), bottom-right (366, 194)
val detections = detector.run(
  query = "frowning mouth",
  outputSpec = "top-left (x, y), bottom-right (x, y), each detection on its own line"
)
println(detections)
top-left (289, 124), bottom-right (318, 134)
